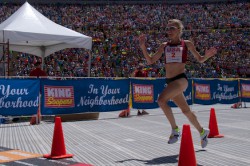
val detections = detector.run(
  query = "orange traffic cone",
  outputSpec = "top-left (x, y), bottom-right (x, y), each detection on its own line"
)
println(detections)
top-left (119, 103), bottom-right (131, 118)
top-left (44, 117), bottom-right (73, 159)
top-left (119, 89), bottom-right (132, 118)
top-left (208, 108), bottom-right (224, 138)
top-left (70, 164), bottom-right (93, 166)
top-left (178, 124), bottom-right (196, 166)
top-left (231, 103), bottom-right (237, 108)
top-left (30, 109), bottom-right (41, 125)
top-left (119, 109), bottom-right (130, 117)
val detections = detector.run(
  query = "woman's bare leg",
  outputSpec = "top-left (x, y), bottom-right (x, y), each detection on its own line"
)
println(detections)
top-left (172, 93), bottom-right (203, 133)
top-left (157, 78), bottom-right (187, 129)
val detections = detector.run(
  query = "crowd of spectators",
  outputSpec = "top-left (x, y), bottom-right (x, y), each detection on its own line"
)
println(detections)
top-left (0, 1), bottom-right (249, 78)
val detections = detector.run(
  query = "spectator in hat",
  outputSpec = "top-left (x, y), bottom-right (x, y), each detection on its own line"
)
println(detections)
top-left (29, 61), bottom-right (46, 125)
top-left (132, 63), bottom-right (149, 116)
top-left (119, 63), bottom-right (149, 118)
top-left (29, 62), bottom-right (47, 78)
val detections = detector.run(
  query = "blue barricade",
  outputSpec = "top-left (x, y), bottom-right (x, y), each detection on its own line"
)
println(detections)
top-left (0, 78), bottom-right (249, 116)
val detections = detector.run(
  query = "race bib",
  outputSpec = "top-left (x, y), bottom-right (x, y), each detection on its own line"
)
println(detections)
top-left (165, 46), bottom-right (183, 63)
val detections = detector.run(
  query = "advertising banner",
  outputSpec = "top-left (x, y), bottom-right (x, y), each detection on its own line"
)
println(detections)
top-left (0, 79), bottom-right (39, 116)
top-left (41, 78), bottom-right (130, 115)
top-left (193, 79), bottom-right (239, 104)
top-left (240, 79), bottom-right (250, 102)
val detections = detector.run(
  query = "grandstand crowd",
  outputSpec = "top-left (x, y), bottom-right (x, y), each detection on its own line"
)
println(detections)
top-left (0, 1), bottom-right (249, 78)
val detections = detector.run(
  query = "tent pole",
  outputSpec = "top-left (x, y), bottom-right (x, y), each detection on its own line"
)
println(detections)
top-left (41, 46), bottom-right (45, 70)
top-left (7, 40), bottom-right (10, 76)
top-left (2, 30), bottom-right (6, 77)
top-left (88, 50), bottom-right (92, 77)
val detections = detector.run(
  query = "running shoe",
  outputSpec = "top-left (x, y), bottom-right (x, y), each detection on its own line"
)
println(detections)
top-left (168, 127), bottom-right (180, 144)
top-left (200, 128), bottom-right (210, 148)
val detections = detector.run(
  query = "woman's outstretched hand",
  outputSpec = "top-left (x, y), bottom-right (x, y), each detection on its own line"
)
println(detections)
top-left (138, 34), bottom-right (146, 47)
top-left (205, 47), bottom-right (217, 59)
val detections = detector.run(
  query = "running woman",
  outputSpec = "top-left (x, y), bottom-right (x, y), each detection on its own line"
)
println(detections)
top-left (138, 19), bottom-right (217, 148)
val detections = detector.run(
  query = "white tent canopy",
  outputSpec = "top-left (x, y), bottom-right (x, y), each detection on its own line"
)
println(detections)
top-left (0, 2), bottom-right (92, 75)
